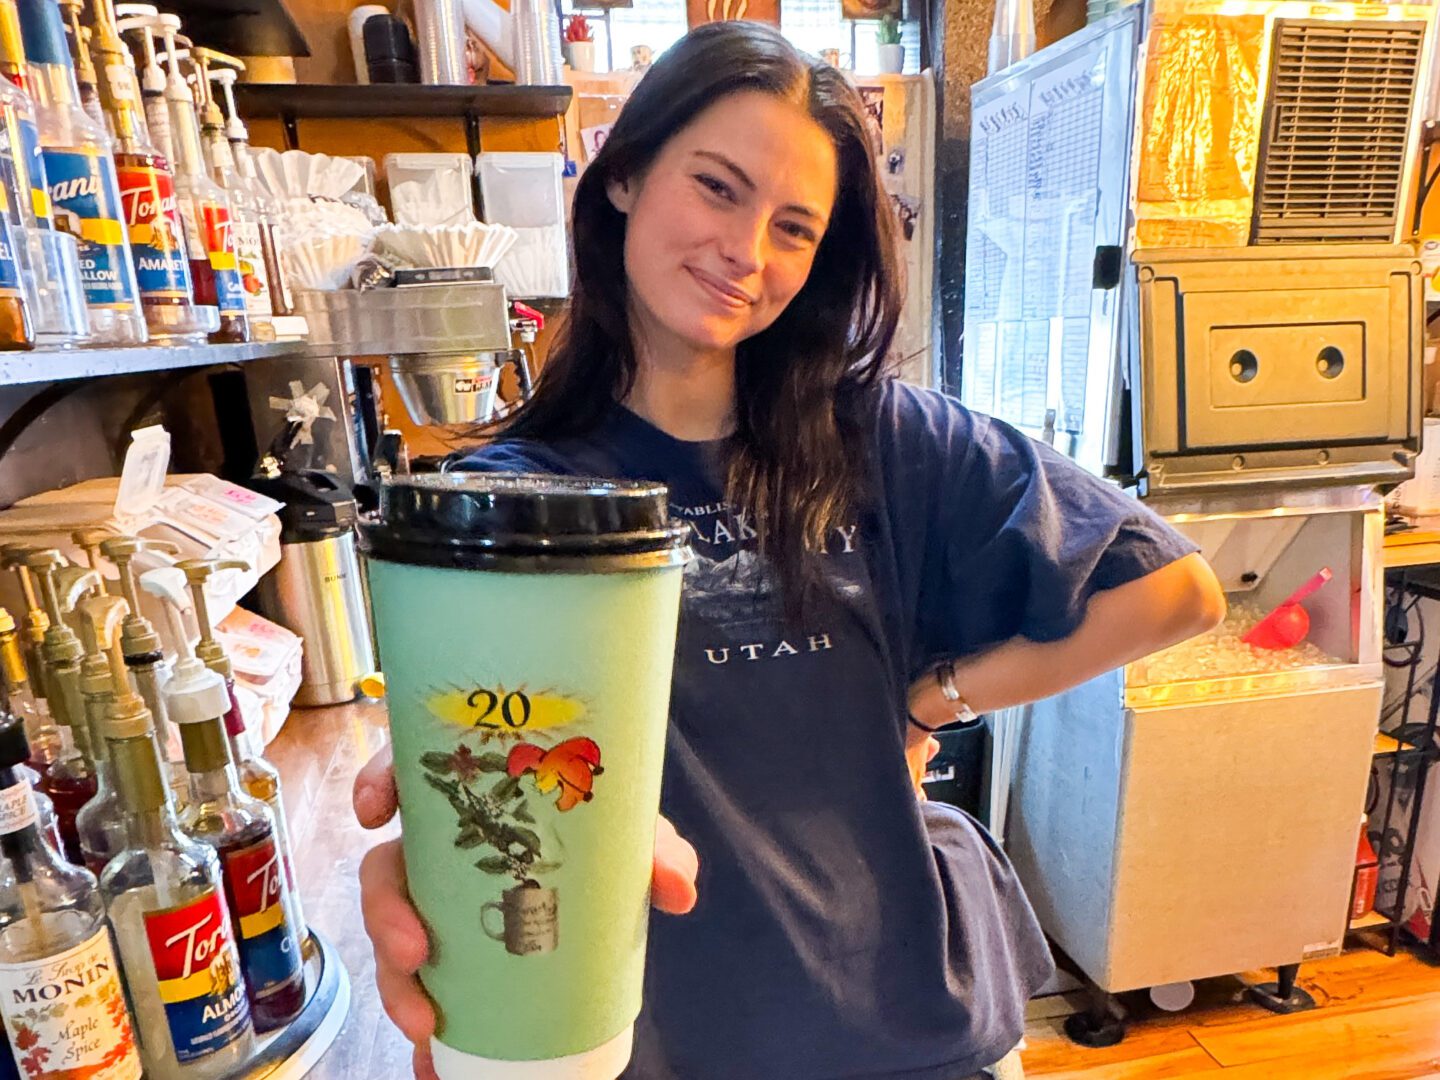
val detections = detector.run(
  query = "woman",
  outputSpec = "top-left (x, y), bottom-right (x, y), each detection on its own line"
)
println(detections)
top-left (354, 21), bottom-right (1225, 1080)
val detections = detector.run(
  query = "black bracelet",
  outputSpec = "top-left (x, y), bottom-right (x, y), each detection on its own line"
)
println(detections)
top-left (907, 712), bottom-right (945, 734)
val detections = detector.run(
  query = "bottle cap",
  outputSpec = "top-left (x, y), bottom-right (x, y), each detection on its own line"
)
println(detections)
top-left (0, 715), bottom-right (29, 769)
top-left (16, 0), bottom-right (70, 68)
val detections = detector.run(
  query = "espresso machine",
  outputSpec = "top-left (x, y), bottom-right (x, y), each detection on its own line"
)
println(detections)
top-left (961, 0), bottom-right (1434, 1040)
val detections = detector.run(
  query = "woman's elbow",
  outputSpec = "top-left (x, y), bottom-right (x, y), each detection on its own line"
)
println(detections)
top-left (1173, 552), bottom-right (1227, 639)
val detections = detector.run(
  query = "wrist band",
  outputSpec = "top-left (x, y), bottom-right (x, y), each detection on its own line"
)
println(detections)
top-left (907, 712), bottom-right (944, 734)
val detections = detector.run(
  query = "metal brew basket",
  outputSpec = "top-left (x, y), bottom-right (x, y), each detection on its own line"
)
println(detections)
top-left (387, 350), bottom-right (530, 426)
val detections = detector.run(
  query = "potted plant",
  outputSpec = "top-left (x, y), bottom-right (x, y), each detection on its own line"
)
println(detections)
top-left (565, 15), bottom-right (596, 74)
top-left (876, 14), bottom-right (904, 74)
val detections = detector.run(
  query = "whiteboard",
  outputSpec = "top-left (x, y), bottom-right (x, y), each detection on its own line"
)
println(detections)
top-left (962, 9), bottom-right (1141, 476)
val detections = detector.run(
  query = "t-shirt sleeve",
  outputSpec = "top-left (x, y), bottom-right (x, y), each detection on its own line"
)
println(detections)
top-left (917, 401), bottom-right (1198, 659)
top-left (446, 439), bottom-right (579, 475)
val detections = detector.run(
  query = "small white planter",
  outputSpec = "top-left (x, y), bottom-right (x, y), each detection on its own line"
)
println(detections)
top-left (566, 41), bottom-right (597, 73)
top-left (877, 43), bottom-right (904, 74)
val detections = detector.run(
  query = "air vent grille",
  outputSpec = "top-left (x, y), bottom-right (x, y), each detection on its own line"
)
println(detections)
top-left (1252, 20), bottom-right (1424, 243)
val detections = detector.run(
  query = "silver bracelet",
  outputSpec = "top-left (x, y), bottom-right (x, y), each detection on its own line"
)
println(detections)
top-left (936, 661), bottom-right (980, 727)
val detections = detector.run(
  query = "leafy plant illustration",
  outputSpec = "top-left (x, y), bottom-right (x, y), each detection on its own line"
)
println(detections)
top-left (423, 737), bottom-right (604, 884)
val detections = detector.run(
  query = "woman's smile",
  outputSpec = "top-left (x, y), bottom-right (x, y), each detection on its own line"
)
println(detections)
top-left (685, 265), bottom-right (757, 310)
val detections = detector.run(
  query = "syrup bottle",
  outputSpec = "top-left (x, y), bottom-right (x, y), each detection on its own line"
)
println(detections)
top-left (90, 0), bottom-right (213, 341)
top-left (98, 621), bottom-right (254, 1079)
top-left (161, 593), bottom-right (303, 1032)
top-left (177, 558), bottom-right (306, 944)
top-left (0, 703), bottom-right (143, 1080)
top-left (155, 24), bottom-right (245, 343)
top-left (0, 0), bottom-right (54, 231)
top-left (74, 595), bottom-right (128, 876)
top-left (0, 609), bottom-right (70, 856)
top-left (191, 49), bottom-right (271, 339)
top-left (17, 0), bottom-right (146, 344)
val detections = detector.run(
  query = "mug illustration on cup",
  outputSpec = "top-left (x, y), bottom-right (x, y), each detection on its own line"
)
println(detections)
top-left (421, 722), bottom-right (604, 957)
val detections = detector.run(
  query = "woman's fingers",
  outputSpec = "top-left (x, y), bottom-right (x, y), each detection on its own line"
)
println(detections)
top-left (359, 840), bottom-right (430, 973)
top-left (413, 1041), bottom-right (439, 1080)
top-left (652, 815), bottom-right (699, 915)
top-left (377, 962), bottom-right (435, 1045)
top-left (354, 744), bottom-right (399, 829)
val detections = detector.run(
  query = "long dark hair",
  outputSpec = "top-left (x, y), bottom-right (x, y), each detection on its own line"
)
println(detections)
top-left (496, 21), bottom-right (902, 609)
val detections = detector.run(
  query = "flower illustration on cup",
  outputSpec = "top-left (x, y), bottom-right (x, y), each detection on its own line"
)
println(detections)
top-left (421, 727), bottom-right (603, 956)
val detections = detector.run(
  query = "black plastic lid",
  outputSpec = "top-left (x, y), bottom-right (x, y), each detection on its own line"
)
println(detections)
top-left (0, 717), bottom-right (29, 769)
top-left (360, 473), bottom-right (692, 571)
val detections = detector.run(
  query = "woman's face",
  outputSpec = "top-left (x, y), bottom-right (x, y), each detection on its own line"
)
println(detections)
top-left (608, 90), bottom-right (839, 359)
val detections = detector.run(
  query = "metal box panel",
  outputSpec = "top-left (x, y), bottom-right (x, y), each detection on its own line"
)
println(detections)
top-left (1010, 678), bottom-right (1380, 992)
top-left (1135, 246), bottom-right (1421, 492)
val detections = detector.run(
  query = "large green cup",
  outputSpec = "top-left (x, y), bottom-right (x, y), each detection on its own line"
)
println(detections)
top-left (361, 474), bottom-right (691, 1079)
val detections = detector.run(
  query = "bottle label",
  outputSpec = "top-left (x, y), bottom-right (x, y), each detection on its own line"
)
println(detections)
top-left (41, 148), bottom-right (136, 309)
top-left (0, 926), bottom-right (142, 1080)
top-left (17, 117), bottom-right (50, 226)
top-left (233, 219), bottom-right (272, 318)
top-left (0, 781), bottom-right (36, 836)
top-left (143, 890), bottom-right (251, 1063)
top-left (223, 835), bottom-right (302, 1002)
top-left (200, 203), bottom-right (246, 317)
top-left (0, 217), bottom-right (21, 297)
top-left (116, 161), bottom-right (193, 300)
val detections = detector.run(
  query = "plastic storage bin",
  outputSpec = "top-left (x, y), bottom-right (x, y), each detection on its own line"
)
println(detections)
top-left (384, 152), bottom-right (474, 227)
top-left (476, 151), bottom-right (569, 298)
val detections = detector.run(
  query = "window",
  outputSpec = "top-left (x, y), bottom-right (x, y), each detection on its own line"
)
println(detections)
top-left (559, 1), bottom-right (920, 74)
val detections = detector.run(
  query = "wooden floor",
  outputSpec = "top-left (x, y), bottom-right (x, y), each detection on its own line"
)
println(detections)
top-left (270, 701), bottom-right (1440, 1080)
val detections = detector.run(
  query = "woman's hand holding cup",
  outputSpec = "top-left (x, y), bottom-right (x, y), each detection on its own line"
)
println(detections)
top-left (353, 745), bottom-right (699, 1078)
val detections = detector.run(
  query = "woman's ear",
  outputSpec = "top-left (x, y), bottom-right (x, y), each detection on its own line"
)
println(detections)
top-left (607, 177), bottom-right (636, 215)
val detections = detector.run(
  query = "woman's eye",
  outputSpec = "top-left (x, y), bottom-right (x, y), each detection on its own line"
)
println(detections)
top-left (695, 174), bottom-right (735, 201)
top-left (778, 221), bottom-right (818, 244)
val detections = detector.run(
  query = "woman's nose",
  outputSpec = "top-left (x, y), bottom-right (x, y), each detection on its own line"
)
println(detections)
top-left (718, 212), bottom-right (765, 277)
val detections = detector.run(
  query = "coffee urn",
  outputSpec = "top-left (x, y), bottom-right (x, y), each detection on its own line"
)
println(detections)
top-left (256, 470), bottom-right (376, 706)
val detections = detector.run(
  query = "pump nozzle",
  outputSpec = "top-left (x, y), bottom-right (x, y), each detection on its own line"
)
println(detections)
top-left (156, 17), bottom-right (191, 106)
top-left (186, 45), bottom-right (227, 129)
top-left (98, 536), bottom-right (178, 661)
top-left (115, 5), bottom-right (163, 95)
top-left (71, 529), bottom-right (113, 573)
top-left (0, 545), bottom-right (49, 641)
top-left (208, 61), bottom-right (248, 143)
top-left (23, 550), bottom-right (71, 627)
top-left (55, 567), bottom-right (101, 615)
top-left (175, 559), bottom-right (246, 679)
top-left (77, 593), bottom-right (126, 706)
top-left (145, 566), bottom-right (227, 729)
top-left (79, 594), bottom-right (151, 739)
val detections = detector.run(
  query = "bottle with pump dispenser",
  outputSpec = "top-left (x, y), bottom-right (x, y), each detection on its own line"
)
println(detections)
top-left (55, 0), bottom-right (104, 129)
top-left (157, 572), bottom-right (304, 1033)
top-left (115, 5), bottom-right (170, 159)
top-left (20, 552), bottom-right (97, 863)
top-left (75, 595), bottom-right (129, 876)
top-left (100, 536), bottom-right (184, 789)
top-left (209, 61), bottom-right (292, 317)
top-left (89, 0), bottom-right (214, 341)
top-left (0, 610), bottom-right (71, 856)
top-left (0, 0), bottom-right (88, 348)
top-left (155, 23), bottom-right (246, 343)
top-left (0, 547), bottom-right (48, 706)
top-left (16, 0), bottom-right (146, 344)
top-left (171, 559), bottom-right (307, 945)
top-left (0, 701), bottom-right (142, 1080)
top-left (190, 49), bottom-right (272, 338)
top-left (97, 617), bottom-right (254, 1079)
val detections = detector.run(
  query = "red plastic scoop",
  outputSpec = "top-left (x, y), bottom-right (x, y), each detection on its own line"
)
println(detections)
top-left (1242, 568), bottom-right (1333, 651)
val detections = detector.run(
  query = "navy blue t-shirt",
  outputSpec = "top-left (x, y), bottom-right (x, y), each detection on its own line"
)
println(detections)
top-left (454, 380), bottom-right (1194, 1080)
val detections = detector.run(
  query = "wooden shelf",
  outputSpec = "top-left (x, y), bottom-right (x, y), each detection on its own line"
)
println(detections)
top-left (234, 83), bottom-right (574, 122)
top-left (1349, 909), bottom-right (1393, 931)
top-left (1376, 731), bottom-right (1417, 756)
